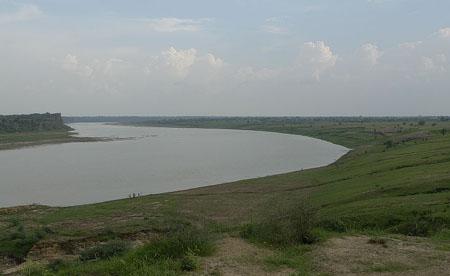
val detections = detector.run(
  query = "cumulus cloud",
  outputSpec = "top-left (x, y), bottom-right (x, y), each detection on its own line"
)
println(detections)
top-left (0, 4), bottom-right (43, 23)
top-left (103, 58), bottom-right (125, 75)
top-left (160, 47), bottom-right (197, 76)
top-left (143, 17), bottom-right (211, 32)
top-left (437, 27), bottom-right (450, 39)
top-left (359, 43), bottom-right (383, 66)
top-left (2, 19), bottom-right (450, 115)
top-left (420, 54), bottom-right (447, 74)
top-left (140, 47), bottom-right (227, 88)
top-left (61, 54), bottom-right (94, 77)
top-left (61, 54), bottom-right (79, 71)
top-left (204, 53), bottom-right (224, 68)
top-left (297, 41), bottom-right (337, 80)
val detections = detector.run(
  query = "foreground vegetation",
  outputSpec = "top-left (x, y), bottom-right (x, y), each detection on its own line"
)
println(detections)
top-left (1, 116), bottom-right (450, 274)
top-left (21, 223), bottom-right (215, 275)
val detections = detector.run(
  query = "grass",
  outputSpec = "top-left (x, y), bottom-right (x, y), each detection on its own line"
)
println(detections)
top-left (263, 245), bottom-right (313, 274)
top-left (79, 240), bottom-right (131, 261)
top-left (0, 130), bottom-right (97, 150)
top-left (0, 218), bottom-right (47, 263)
top-left (240, 200), bottom-right (317, 246)
top-left (1, 117), bottom-right (450, 274)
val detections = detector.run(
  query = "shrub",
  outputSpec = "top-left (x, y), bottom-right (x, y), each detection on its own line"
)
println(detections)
top-left (0, 222), bottom-right (45, 263)
top-left (132, 226), bottom-right (213, 262)
top-left (394, 211), bottom-right (447, 237)
top-left (384, 140), bottom-right (394, 148)
top-left (80, 240), bottom-right (131, 261)
top-left (47, 258), bottom-right (65, 272)
top-left (180, 254), bottom-right (198, 271)
top-left (241, 200), bottom-right (317, 246)
top-left (318, 218), bottom-right (347, 233)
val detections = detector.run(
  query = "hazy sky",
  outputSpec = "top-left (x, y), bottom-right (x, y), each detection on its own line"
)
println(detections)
top-left (1, 0), bottom-right (450, 116)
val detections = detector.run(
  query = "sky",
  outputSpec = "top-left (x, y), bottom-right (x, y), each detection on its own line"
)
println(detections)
top-left (1, 0), bottom-right (450, 116)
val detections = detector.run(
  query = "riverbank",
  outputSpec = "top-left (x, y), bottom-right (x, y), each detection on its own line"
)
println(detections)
top-left (0, 131), bottom-right (102, 151)
top-left (1, 118), bottom-right (450, 275)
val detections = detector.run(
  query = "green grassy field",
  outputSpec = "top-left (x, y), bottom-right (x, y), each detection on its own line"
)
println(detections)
top-left (1, 117), bottom-right (450, 275)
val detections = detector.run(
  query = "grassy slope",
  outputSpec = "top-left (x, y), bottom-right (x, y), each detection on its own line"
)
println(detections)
top-left (1, 118), bottom-right (450, 274)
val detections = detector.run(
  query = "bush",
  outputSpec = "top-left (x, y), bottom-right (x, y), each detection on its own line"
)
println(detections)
top-left (393, 211), bottom-right (447, 237)
top-left (241, 200), bottom-right (317, 246)
top-left (132, 226), bottom-right (213, 262)
top-left (80, 240), bottom-right (131, 261)
top-left (47, 259), bottom-right (65, 272)
top-left (180, 254), bottom-right (198, 271)
top-left (384, 140), bottom-right (394, 148)
top-left (318, 218), bottom-right (347, 233)
top-left (0, 221), bottom-right (45, 263)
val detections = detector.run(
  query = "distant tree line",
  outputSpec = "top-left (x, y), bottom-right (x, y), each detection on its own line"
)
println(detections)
top-left (0, 113), bottom-right (69, 133)
top-left (63, 115), bottom-right (450, 125)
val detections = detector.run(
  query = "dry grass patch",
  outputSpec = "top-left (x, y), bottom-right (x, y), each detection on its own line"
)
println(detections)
top-left (313, 235), bottom-right (450, 275)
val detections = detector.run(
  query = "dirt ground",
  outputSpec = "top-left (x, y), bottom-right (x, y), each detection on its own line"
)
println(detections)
top-left (195, 237), bottom-right (294, 276)
top-left (313, 235), bottom-right (450, 276)
top-left (195, 235), bottom-right (450, 276)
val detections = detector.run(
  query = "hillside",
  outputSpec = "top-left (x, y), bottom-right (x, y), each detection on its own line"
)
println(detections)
top-left (0, 113), bottom-right (97, 150)
top-left (1, 118), bottom-right (450, 275)
top-left (0, 113), bottom-right (70, 133)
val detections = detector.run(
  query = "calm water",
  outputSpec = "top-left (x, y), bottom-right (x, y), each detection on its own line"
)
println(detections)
top-left (0, 123), bottom-right (348, 207)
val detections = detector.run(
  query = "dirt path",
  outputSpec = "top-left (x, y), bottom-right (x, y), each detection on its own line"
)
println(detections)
top-left (313, 235), bottom-right (450, 275)
top-left (195, 237), bottom-right (294, 276)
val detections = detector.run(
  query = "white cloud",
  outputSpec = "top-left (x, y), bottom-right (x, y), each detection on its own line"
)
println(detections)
top-left (3, 21), bottom-right (450, 115)
top-left (61, 54), bottom-right (93, 77)
top-left (142, 47), bottom-right (225, 82)
top-left (61, 54), bottom-right (79, 71)
top-left (420, 54), bottom-right (447, 74)
top-left (398, 41), bottom-right (422, 50)
top-left (0, 4), bottom-right (43, 23)
top-left (437, 27), bottom-right (450, 39)
top-left (359, 43), bottom-right (383, 66)
top-left (262, 17), bottom-right (289, 35)
top-left (161, 47), bottom-right (197, 75)
top-left (103, 58), bottom-right (125, 75)
top-left (204, 53), bottom-right (224, 68)
top-left (421, 57), bottom-right (435, 71)
top-left (298, 41), bottom-right (337, 80)
top-left (143, 17), bottom-right (211, 32)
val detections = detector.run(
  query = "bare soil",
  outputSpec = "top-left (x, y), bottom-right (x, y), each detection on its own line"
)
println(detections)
top-left (195, 237), bottom-right (294, 276)
top-left (313, 235), bottom-right (450, 276)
